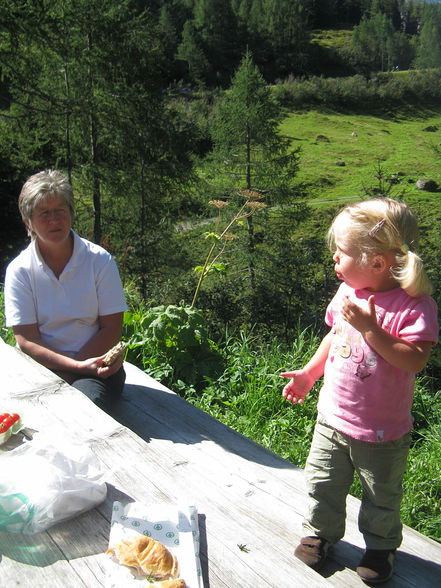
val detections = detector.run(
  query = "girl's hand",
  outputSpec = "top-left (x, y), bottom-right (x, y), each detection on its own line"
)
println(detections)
top-left (280, 370), bottom-right (315, 405)
top-left (340, 294), bottom-right (377, 334)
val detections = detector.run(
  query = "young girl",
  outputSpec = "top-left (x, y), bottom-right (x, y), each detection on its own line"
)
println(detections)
top-left (281, 198), bottom-right (438, 584)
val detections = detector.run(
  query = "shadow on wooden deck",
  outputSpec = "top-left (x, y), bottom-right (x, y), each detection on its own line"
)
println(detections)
top-left (87, 372), bottom-right (298, 471)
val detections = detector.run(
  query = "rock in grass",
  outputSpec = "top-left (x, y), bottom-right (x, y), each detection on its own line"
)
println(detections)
top-left (416, 178), bottom-right (438, 191)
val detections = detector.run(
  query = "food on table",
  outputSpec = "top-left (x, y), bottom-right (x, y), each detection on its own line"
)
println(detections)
top-left (106, 534), bottom-right (179, 580)
top-left (102, 341), bottom-right (126, 366)
top-left (0, 412), bottom-right (21, 445)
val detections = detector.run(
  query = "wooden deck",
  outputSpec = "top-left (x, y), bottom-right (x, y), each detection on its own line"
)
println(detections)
top-left (1, 339), bottom-right (440, 587)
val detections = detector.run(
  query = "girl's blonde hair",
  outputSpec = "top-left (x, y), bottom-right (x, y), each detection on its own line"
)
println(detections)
top-left (328, 197), bottom-right (432, 297)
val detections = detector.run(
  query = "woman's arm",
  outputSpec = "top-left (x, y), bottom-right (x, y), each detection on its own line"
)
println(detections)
top-left (12, 322), bottom-right (123, 380)
top-left (75, 312), bottom-right (124, 361)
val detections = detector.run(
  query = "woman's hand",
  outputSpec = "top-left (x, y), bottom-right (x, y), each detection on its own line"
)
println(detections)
top-left (79, 353), bottom-right (124, 379)
top-left (13, 323), bottom-right (125, 382)
top-left (280, 369), bottom-right (315, 404)
top-left (75, 312), bottom-right (124, 361)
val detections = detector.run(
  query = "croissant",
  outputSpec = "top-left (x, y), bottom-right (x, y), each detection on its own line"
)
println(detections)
top-left (106, 535), bottom-right (179, 580)
top-left (102, 341), bottom-right (126, 366)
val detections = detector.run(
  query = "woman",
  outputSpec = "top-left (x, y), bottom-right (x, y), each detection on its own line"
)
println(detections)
top-left (4, 169), bottom-right (128, 398)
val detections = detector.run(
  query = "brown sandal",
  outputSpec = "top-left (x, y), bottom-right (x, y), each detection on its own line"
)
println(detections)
top-left (356, 549), bottom-right (396, 584)
top-left (294, 536), bottom-right (330, 570)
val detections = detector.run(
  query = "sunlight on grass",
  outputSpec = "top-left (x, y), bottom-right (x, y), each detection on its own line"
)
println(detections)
top-left (281, 108), bottom-right (441, 202)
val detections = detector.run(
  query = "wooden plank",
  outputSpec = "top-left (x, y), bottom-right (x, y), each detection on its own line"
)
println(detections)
top-left (0, 531), bottom-right (91, 587)
top-left (91, 434), bottom-right (329, 587)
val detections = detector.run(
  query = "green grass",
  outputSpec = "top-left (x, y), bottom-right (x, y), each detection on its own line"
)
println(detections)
top-left (310, 28), bottom-right (353, 51)
top-left (184, 327), bottom-right (321, 465)
top-left (281, 106), bottom-right (441, 204)
top-left (0, 288), bottom-right (14, 346)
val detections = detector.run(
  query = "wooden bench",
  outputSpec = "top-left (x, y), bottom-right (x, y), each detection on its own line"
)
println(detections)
top-left (1, 340), bottom-right (440, 587)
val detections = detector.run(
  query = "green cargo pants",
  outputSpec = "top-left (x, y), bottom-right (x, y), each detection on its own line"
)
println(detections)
top-left (302, 417), bottom-right (411, 550)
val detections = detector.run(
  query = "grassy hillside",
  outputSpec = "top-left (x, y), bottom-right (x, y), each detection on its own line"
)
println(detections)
top-left (281, 105), bottom-right (441, 206)
top-left (310, 28), bottom-right (353, 52)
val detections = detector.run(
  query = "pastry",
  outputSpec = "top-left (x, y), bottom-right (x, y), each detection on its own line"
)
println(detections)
top-left (102, 341), bottom-right (126, 366)
top-left (106, 535), bottom-right (179, 580)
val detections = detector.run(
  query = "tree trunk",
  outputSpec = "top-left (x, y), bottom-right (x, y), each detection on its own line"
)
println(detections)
top-left (245, 123), bottom-right (256, 297)
top-left (139, 159), bottom-right (147, 298)
top-left (87, 32), bottom-right (101, 245)
top-left (63, 65), bottom-right (72, 184)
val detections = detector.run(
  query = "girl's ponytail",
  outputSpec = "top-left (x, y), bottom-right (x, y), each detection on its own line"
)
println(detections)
top-left (392, 247), bottom-right (432, 297)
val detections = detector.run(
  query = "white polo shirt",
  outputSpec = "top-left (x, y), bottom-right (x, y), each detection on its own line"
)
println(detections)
top-left (4, 231), bottom-right (128, 357)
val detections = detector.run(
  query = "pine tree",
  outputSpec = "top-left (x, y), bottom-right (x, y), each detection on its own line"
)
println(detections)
top-left (207, 52), bottom-right (299, 305)
top-left (350, 11), bottom-right (408, 73)
top-left (414, 6), bottom-right (441, 69)
top-left (177, 20), bottom-right (210, 85)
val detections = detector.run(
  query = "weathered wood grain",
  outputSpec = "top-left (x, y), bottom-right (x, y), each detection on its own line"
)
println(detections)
top-left (0, 340), bottom-right (440, 587)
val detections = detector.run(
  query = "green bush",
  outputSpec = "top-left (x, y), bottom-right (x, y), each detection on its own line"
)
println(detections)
top-left (0, 285), bottom-right (14, 345)
top-left (274, 69), bottom-right (441, 111)
top-left (122, 302), bottom-right (224, 392)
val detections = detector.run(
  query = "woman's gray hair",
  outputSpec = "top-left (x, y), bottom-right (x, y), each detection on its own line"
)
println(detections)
top-left (18, 169), bottom-right (75, 239)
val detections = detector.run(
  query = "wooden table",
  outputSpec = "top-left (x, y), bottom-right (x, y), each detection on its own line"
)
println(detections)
top-left (1, 339), bottom-right (440, 587)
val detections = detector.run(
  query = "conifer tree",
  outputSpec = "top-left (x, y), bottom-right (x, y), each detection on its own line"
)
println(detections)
top-left (207, 52), bottom-right (299, 303)
top-left (414, 6), bottom-right (441, 69)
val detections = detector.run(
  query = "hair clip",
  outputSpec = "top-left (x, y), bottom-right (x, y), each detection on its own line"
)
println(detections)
top-left (368, 218), bottom-right (386, 238)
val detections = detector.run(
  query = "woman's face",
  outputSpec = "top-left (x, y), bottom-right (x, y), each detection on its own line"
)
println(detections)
top-left (27, 194), bottom-right (72, 250)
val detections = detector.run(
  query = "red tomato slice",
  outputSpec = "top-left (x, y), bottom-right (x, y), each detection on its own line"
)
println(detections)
top-left (0, 413), bottom-right (21, 433)
top-left (2, 417), bottom-right (13, 430)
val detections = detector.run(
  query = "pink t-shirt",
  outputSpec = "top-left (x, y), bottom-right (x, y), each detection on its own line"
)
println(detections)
top-left (317, 283), bottom-right (439, 442)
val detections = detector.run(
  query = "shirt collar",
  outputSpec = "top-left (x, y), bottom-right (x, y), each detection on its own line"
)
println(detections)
top-left (31, 230), bottom-right (85, 274)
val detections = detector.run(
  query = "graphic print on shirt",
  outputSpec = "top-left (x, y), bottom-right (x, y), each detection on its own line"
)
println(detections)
top-left (331, 315), bottom-right (378, 380)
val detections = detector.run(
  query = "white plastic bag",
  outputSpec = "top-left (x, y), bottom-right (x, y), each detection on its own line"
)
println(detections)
top-left (0, 433), bottom-right (107, 533)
